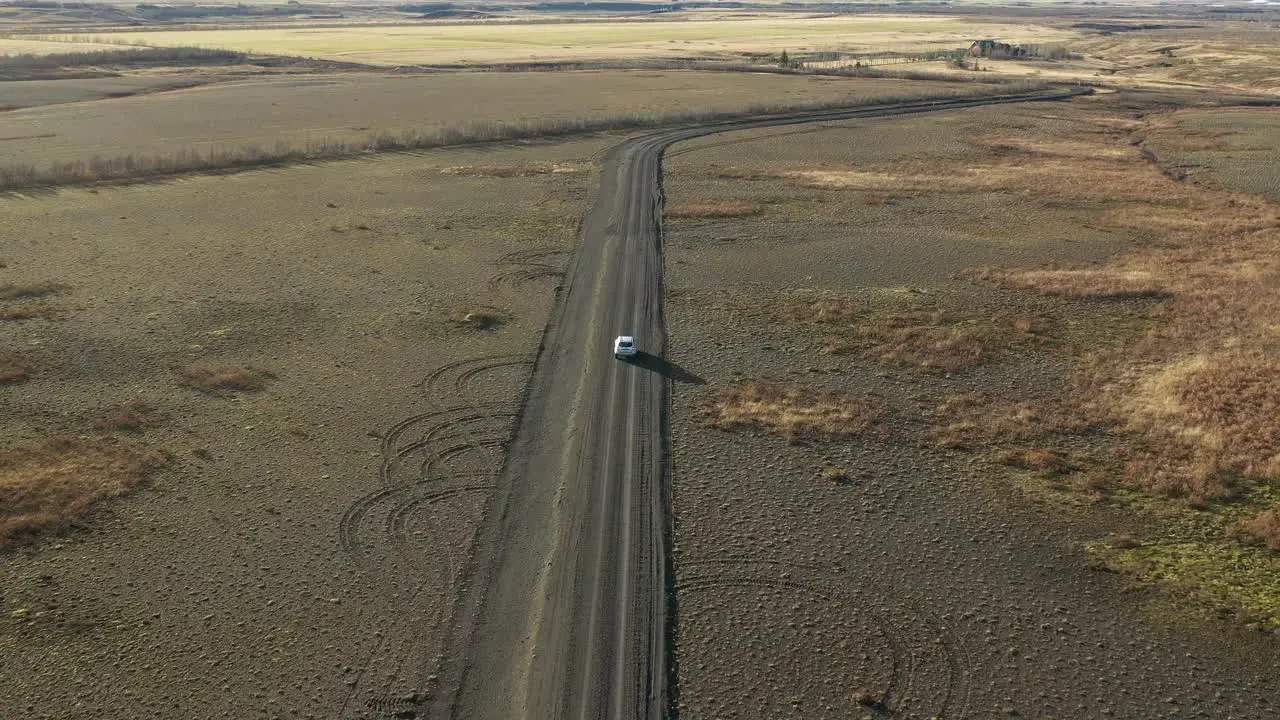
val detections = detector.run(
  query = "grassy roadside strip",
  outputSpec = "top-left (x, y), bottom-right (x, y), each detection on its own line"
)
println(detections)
top-left (0, 82), bottom-right (1057, 193)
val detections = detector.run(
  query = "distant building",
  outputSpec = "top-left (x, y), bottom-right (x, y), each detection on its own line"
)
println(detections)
top-left (968, 39), bottom-right (1028, 58)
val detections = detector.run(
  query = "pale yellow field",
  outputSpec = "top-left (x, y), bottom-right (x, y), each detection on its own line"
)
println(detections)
top-left (47, 14), bottom-right (1078, 65)
top-left (0, 36), bottom-right (127, 55)
top-left (1073, 29), bottom-right (1280, 93)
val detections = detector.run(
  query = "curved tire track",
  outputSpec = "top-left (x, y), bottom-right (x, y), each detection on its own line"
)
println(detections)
top-left (338, 355), bottom-right (538, 718)
top-left (678, 557), bottom-right (973, 719)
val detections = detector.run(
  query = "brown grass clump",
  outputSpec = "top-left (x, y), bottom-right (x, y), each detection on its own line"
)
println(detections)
top-left (965, 264), bottom-right (1170, 300)
top-left (1116, 350), bottom-right (1280, 500)
top-left (452, 308), bottom-right (507, 330)
top-left (0, 352), bottom-right (32, 383)
top-left (926, 392), bottom-right (1077, 450)
top-left (782, 155), bottom-right (1186, 203)
top-left (844, 310), bottom-right (988, 373)
top-left (1230, 507), bottom-right (1280, 550)
top-left (976, 135), bottom-right (1141, 160)
top-left (782, 296), bottom-right (861, 325)
top-left (821, 467), bottom-right (853, 485)
top-left (177, 363), bottom-right (275, 395)
top-left (995, 446), bottom-right (1076, 476)
top-left (0, 281), bottom-right (67, 300)
top-left (705, 381), bottom-right (882, 442)
top-left (665, 201), bottom-right (762, 219)
top-left (0, 436), bottom-right (168, 548)
top-left (784, 297), bottom-right (1050, 373)
top-left (92, 402), bottom-right (163, 433)
top-left (0, 301), bottom-right (57, 321)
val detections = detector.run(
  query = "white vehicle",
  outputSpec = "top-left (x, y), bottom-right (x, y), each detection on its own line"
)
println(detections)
top-left (613, 335), bottom-right (637, 359)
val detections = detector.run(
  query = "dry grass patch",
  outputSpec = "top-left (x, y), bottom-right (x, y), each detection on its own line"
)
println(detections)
top-left (0, 352), bottom-right (32, 383)
top-left (709, 166), bottom-right (778, 181)
top-left (783, 156), bottom-right (1186, 202)
top-left (946, 109), bottom-right (1280, 505)
top-left (177, 363), bottom-right (275, 395)
top-left (977, 206), bottom-right (1280, 502)
top-left (0, 436), bottom-right (167, 548)
top-left (925, 391), bottom-right (1079, 450)
top-left (1231, 507), bottom-right (1280, 551)
top-left (995, 446), bottom-right (1077, 477)
top-left (886, 105), bottom-right (1280, 624)
top-left (665, 200), bottom-right (762, 219)
top-left (92, 402), bottom-right (163, 433)
top-left (820, 466), bottom-right (853, 485)
top-left (704, 381), bottom-right (883, 442)
top-left (966, 265), bottom-right (1171, 300)
top-left (833, 310), bottom-right (988, 373)
top-left (0, 281), bottom-right (67, 300)
top-left (975, 135), bottom-right (1141, 160)
top-left (782, 296), bottom-right (862, 325)
top-left (1116, 350), bottom-right (1280, 501)
top-left (442, 164), bottom-right (555, 177)
top-left (784, 297), bottom-right (1051, 373)
top-left (0, 301), bottom-right (57, 321)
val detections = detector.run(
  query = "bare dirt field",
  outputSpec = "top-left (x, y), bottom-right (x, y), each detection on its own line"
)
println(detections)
top-left (0, 136), bottom-right (611, 718)
top-left (661, 94), bottom-right (1280, 717)
top-left (0, 70), bottom-right (968, 169)
top-left (47, 14), bottom-right (1076, 66)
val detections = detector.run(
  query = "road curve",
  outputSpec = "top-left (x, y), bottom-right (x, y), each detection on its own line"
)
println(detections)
top-left (429, 87), bottom-right (1091, 720)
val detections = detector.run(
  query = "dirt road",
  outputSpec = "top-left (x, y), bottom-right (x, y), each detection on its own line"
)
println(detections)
top-left (429, 89), bottom-right (1089, 720)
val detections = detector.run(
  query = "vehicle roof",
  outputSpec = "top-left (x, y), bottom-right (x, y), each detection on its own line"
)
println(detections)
top-left (617, 335), bottom-right (635, 342)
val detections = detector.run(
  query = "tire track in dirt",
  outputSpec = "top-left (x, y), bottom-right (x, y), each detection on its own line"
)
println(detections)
top-left (678, 557), bottom-right (972, 719)
top-left (337, 353), bottom-right (537, 718)
top-left (417, 354), bottom-right (534, 403)
top-left (488, 248), bottom-right (568, 290)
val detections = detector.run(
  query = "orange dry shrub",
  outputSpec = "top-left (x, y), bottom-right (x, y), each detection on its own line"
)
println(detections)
top-left (705, 381), bottom-right (882, 442)
top-left (957, 123), bottom-right (1280, 503)
top-left (177, 363), bottom-right (275, 394)
top-left (1231, 507), bottom-right (1280, 550)
top-left (0, 437), bottom-right (168, 547)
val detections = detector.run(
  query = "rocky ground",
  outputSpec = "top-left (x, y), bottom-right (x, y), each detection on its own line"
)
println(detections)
top-left (0, 137), bottom-right (609, 719)
top-left (662, 97), bottom-right (1280, 719)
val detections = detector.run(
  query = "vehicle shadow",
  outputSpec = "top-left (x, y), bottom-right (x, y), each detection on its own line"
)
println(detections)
top-left (625, 352), bottom-right (707, 385)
